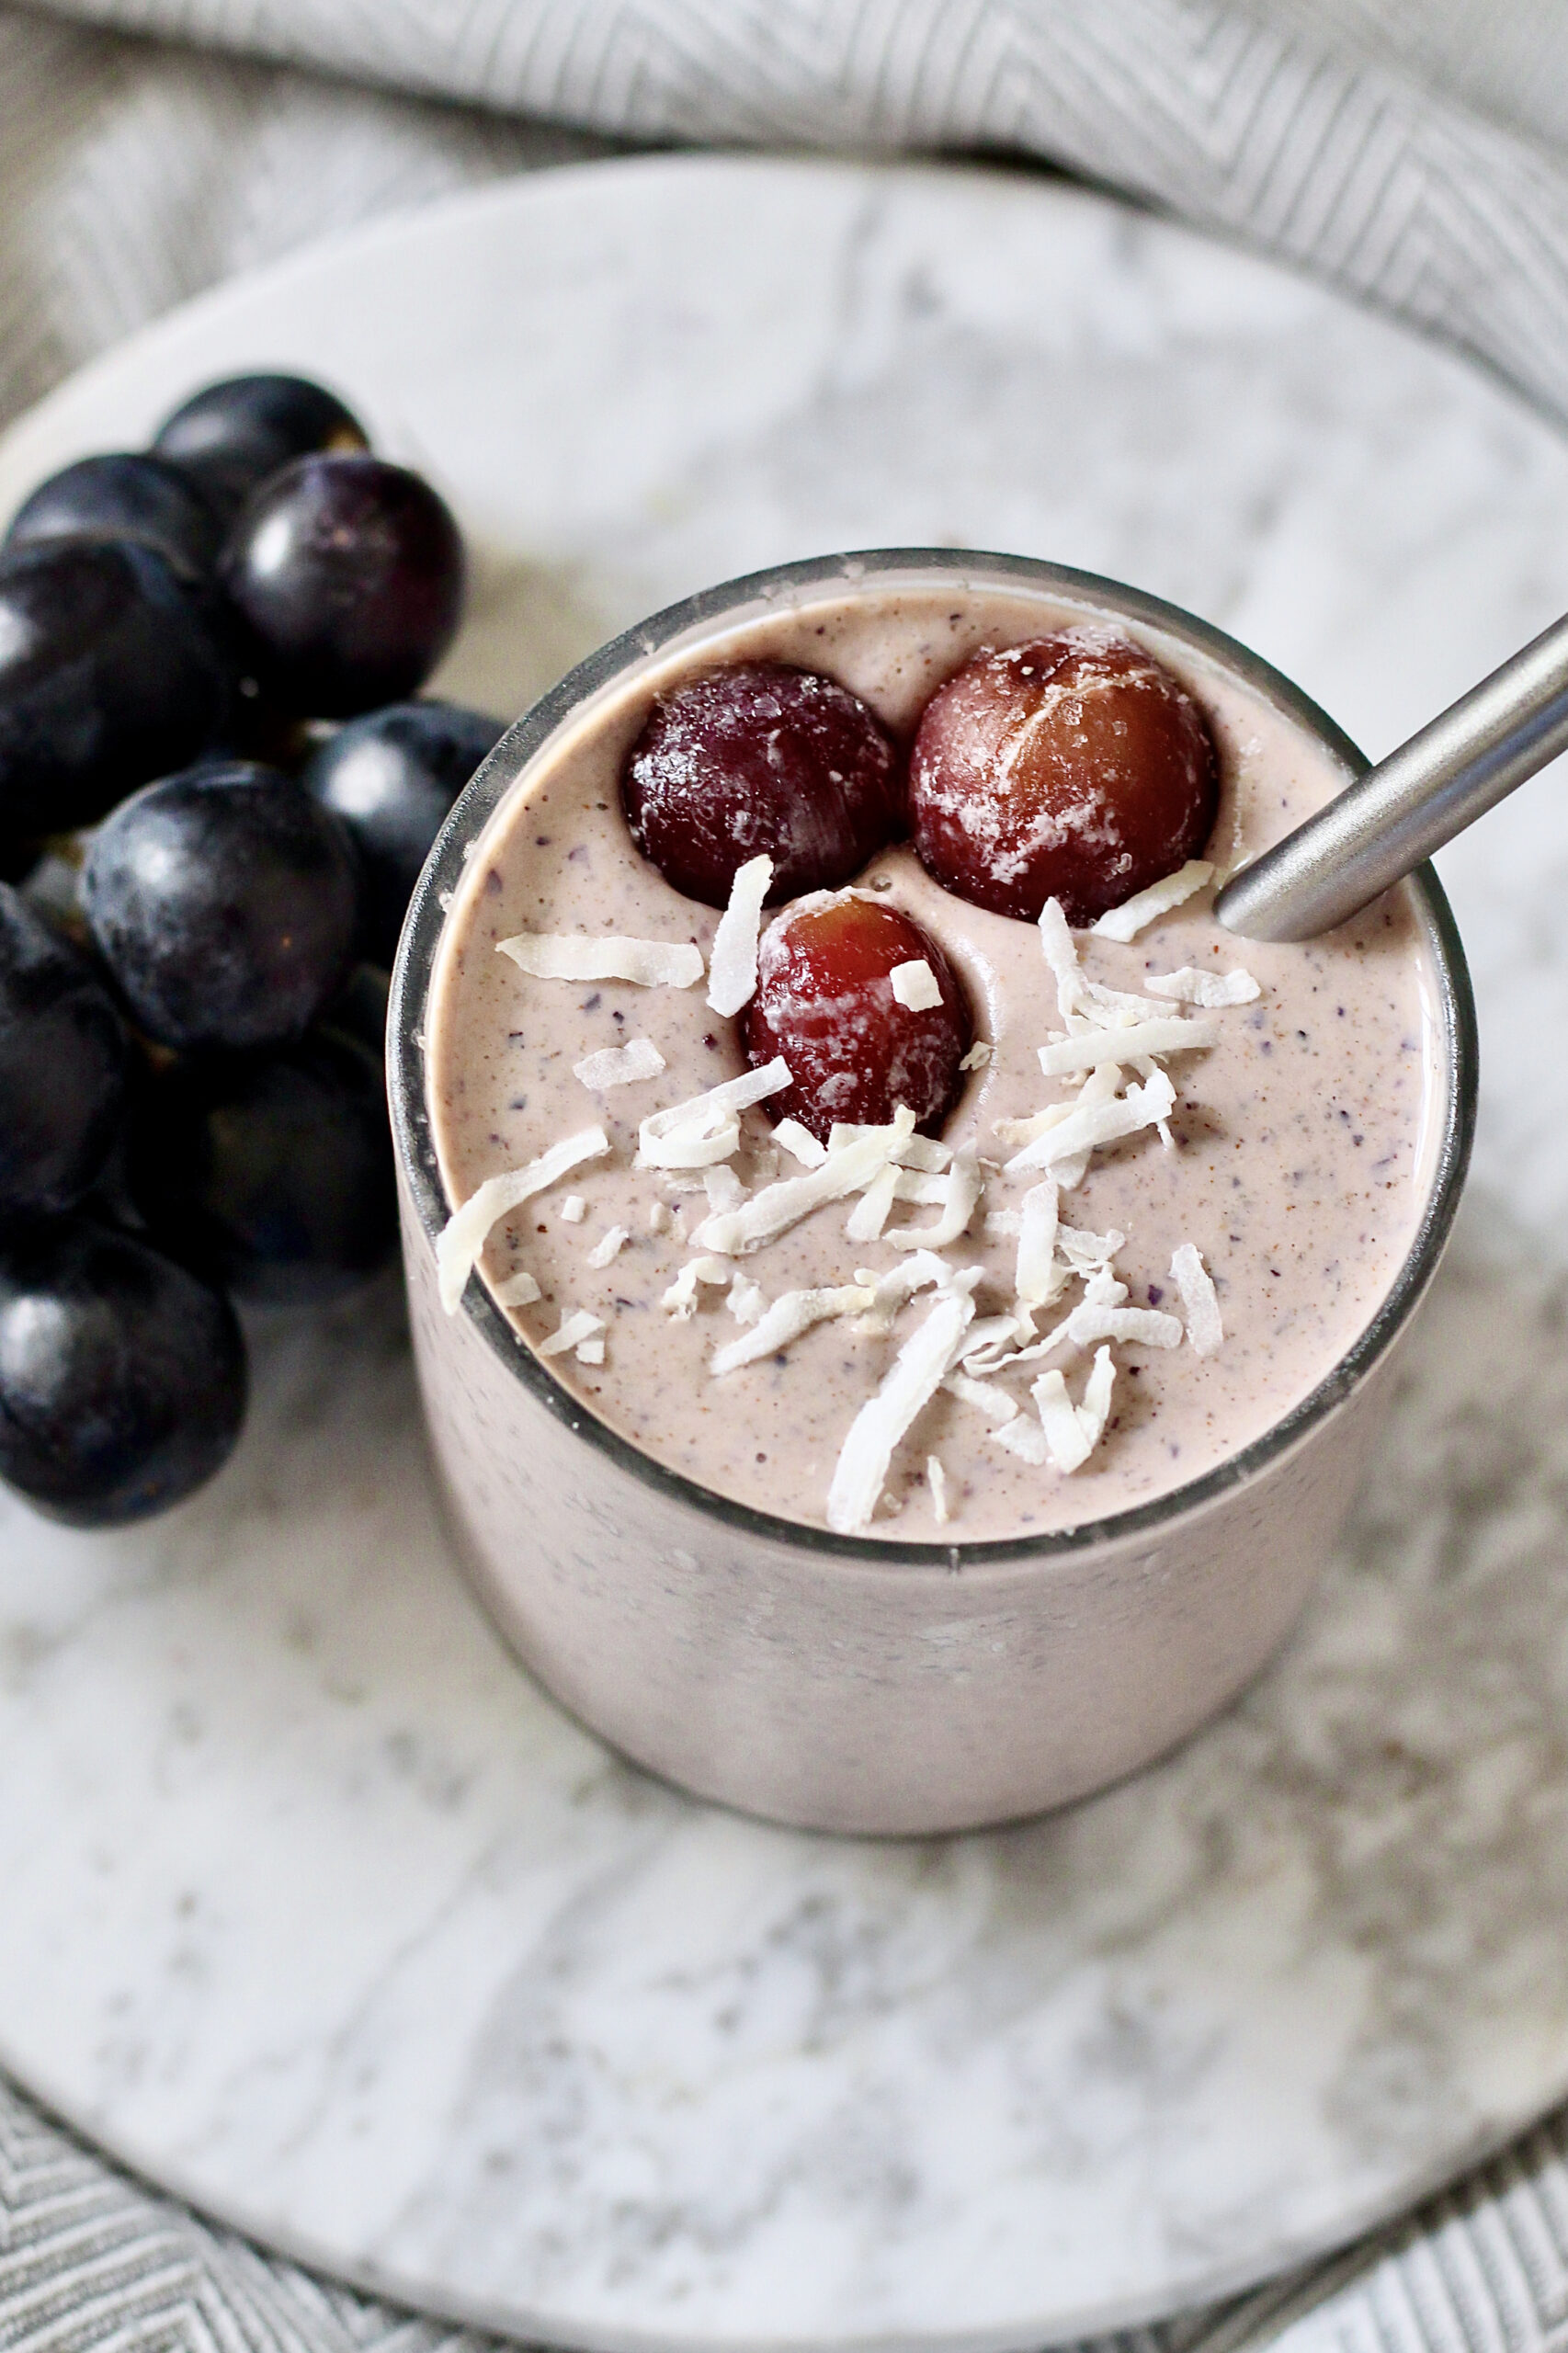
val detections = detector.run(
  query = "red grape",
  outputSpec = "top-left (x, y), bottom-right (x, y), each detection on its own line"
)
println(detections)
top-left (622, 662), bottom-right (902, 909)
top-left (744, 892), bottom-right (971, 1142)
top-left (909, 631), bottom-right (1219, 925)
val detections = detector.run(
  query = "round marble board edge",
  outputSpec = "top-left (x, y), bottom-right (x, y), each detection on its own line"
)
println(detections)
top-left (4, 153), bottom-right (1568, 2353)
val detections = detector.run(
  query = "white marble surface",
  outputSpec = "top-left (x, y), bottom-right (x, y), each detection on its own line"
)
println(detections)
top-left (4, 155), bottom-right (1568, 2351)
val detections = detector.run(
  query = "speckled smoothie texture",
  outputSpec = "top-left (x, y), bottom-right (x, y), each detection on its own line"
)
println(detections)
top-left (426, 585), bottom-right (1440, 1542)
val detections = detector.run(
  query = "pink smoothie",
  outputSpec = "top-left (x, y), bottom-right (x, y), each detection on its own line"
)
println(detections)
top-left (425, 585), bottom-right (1441, 1546)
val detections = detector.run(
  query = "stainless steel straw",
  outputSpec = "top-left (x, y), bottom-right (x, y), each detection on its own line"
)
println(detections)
top-left (1215, 610), bottom-right (1568, 940)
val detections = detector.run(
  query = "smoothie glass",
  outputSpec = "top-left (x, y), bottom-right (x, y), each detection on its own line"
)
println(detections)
top-left (389, 551), bottom-right (1476, 1836)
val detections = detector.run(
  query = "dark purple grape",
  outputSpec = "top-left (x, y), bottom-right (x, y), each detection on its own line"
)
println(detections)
top-left (128, 1027), bottom-right (395, 1305)
top-left (153, 373), bottom-right (368, 521)
top-left (82, 759), bottom-right (360, 1051)
top-left (303, 699), bottom-right (504, 964)
top-left (0, 883), bottom-right (127, 1227)
top-left (0, 540), bottom-right (228, 842)
top-left (221, 455), bottom-right (464, 718)
top-left (0, 1214), bottom-right (245, 1526)
top-left (5, 451), bottom-right (224, 581)
top-left (621, 662), bottom-right (902, 909)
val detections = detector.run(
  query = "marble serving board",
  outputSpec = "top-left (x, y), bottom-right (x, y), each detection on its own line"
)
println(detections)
top-left (4, 154), bottom-right (1568, 2353)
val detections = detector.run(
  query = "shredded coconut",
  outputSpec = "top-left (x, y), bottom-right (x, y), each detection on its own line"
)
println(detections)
top-left (696, 1108), bottom-right (915, 1255)
top-left (890, 958), bottom-right (943, 1011)
top-left (890, 1144), bottom-right (982, 1250)
top-left (846, 1163), bottom-right (899, 1242)
top-left (559, 1195), bottom-right (586, 1223)
top-left (959, 1039), bottom-right (992, 1070)
top-left (1146, 965), bottom-right (1261, 1007)
top-left (1171, 1242), bottom-right (1224, 1356)
top-left (702, 1165), bottom-right (744, 1213)
top-left (852, 1253), bottom-right (950, 1330)
top-left (573, 1036), bottom-right (667, 1090)
top-left (727, 1274), bottom-right (769, 1325)
top-left (436, 1126), bottom-right (610, 1313)
top-left (706, 854), bottom-right (772, 1016)
top-left (1065, 1302), bottom-right (1183, 1349)
top-left (927, 1457), bottom-right (950, 1525)
top-left (491, 1268), bottom-right (541, 1307)
top-left (829, 1123), bottom-right (949, 1171)
top-left (636, 1058), bottom-right (791, 1170)
top-left (1016, 1179), bottom-right (1061, 1307)
top-left (647, 1199), bottom-right (672, 1234)
top-left (1005, 1066), bottom-right (1176, 1177)
top-left (661, 1256), bottom-right (732, 1318)
top-left (773, 1118), bottom-right (827, 1168)
top-left (540, 1309), bottom-right (607, 1359)
top-left (1030, 1348), bottom-right (1116, 1471)
top-left (585, 1225), bottom-right (629, 1268)
top-left (1037, 1016), bottom-right (1217, 1076)
top-left (826, 1275), bottom-right (979, 1533)
top-left (710, 1284), bottom-right (874, 1376)
top-left (944, 1370), bottom-right (1019, 1424)
top-left (497, 931), bottom-right (704, 988)
top-left (1090, 859), bottom-right (1214, 941)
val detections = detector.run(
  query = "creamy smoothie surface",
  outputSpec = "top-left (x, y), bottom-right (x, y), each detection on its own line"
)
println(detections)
top-left (425, 584), bottom-right (1442, 1543)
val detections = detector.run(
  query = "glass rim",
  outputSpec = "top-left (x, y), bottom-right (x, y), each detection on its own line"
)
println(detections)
top-left (389, 546), bottom-right (1478, 1574)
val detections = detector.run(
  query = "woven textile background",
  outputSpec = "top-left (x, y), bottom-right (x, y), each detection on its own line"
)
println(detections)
top-left (4, 5), bottom-right (1568, 2349)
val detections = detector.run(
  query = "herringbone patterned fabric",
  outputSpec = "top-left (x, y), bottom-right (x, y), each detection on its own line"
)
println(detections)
top-left (2, 4), bottom-right (1568, 2348)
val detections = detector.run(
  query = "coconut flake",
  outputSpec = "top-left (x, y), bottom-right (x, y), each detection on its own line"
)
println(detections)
top-left (945, 1370), bottom-right (1019, 1424)
top-left (1090, 860), bottom-right (1214, 942)
top-left (1038, 897), bottom-right (1088, 1023)
top-left (959, 1039), bottom-right (992, 1071)
top-left (829, 1123), bottom-right (950, 1172)
top-left (927, 1457), bottom-right (950, 1525)
top-left (706, 854), bottom-right (773, 1016)
top-left (1065, 1303), bottom-right (1183, 1349)
top-left (585, 1225), bottom-right (630, 1268)
top-left (637, 1058), bottom-right (791, 1170)
top-left (492, 1268), bottom-right (542, 1307)
top-left (1037, 1016), bottom-right (1217, 1076)
top-left (660, 1256), bottom-right (733, 1319)
top-left (559, 1195), bottom-right (587, 1223)
top-left (1031, 1356), bottom-right (1105, 1472)
top-left (696, 1108), bottom-right (915, 1256)
top-left (574, 1036), bottom-right (667, 1091)
top-left (773, 1119), bottom-right (827, 1168)
top-left (1171, 1242), bottom-right (1223, 1356)
top-left (891, 958), bottom-right (942, 1011)
top-left (727, 1274), bottom-right (768, 1325)
top-left (992, 1414), bottom-right (1051, 1464)
top-left (1146, 965), bottom-right (1262, 1007)
top-left (710, 1284), bottom-right (874, 1375)
top-left (647, 1199), bottom-right (672, 1234)
top-left (575, 1336), bottom-right (606, 1365)
top-left (702, 1165), bottom-right (744, 1213)
top-left (1005, 1067), bottom-right (1176, 1177)
top-left (889, 1145), bottom-right (982, 1251)
top-left (852, 1253), bottom-right (951, 1331)
top-left (498, 931), bottom-right (703, 988)
top-left (1016, 1179), bottom-right (1061, 1307)
top-left (826, 1277), bottom-right (979, 1533)
top-left (540, 1309), bottom-right (607, 1358)
top-left (846, 1163), bottom-right (900, 1242)
top-left (436, 1126), bottom-right (610, 1313)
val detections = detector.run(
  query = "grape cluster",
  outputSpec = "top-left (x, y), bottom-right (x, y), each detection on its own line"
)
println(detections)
top-left (0, 373), bottom-right (502, 1527)
top-left (621, 631), bottom-right (1219, 1139)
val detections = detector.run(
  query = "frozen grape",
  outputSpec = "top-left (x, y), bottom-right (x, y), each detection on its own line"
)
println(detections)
top-left (744, 892), bottom-right (971, 1141)
top-left (622, 662), bottom-right (902, 909)
top-left (909, 631), bottom-right (1219, 925)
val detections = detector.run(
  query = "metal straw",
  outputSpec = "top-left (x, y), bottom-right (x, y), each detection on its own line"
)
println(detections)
top-left (1214, 611), bottom-right (1568, 940)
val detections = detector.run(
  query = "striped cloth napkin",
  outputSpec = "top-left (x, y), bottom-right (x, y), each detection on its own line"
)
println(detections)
top-left (4, 6), bottom-right (1568, 2349)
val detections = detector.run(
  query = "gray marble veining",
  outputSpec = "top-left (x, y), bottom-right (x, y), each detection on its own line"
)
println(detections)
top-left (2, 156), bottom-right (1568, 2349)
